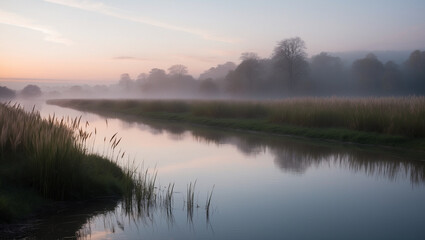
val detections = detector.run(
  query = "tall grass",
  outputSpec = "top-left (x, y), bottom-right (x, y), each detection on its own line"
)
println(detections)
top-left (0, 102), bottom-right (155, 222)
top-left (1, 102), bottom-right (215, 224)
top-left (49, 97), bottom-right (425, 138)
top-left (266, 97), bottom-right (425, 138)
top-left (0, 103), bottom-right (95, 200)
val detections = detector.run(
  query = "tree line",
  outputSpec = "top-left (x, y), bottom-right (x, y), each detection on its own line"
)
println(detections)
top-left (1, 37), bottom-right (423, 99)
top-left (118, 37), bottom-right (424, 98)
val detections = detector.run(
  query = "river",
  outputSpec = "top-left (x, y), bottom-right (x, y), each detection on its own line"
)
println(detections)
top-left (27, 100), bottom-right (425, 239)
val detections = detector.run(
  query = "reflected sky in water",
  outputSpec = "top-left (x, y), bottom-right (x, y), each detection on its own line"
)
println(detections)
top-left (29, 101), bottom-right (425, 239)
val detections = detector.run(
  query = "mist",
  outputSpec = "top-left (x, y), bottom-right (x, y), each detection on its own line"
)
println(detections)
top-left (1, 37), bottom-right (424, 100)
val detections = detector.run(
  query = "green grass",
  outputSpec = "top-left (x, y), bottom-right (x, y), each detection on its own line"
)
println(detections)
top-left (0, 103), bottom-right (146, 223)
top-left (47, 98), bottom-right (425, 151)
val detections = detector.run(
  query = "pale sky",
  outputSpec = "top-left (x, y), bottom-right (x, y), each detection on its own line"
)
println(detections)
top-left (1, 0), bottom-right (424, 82)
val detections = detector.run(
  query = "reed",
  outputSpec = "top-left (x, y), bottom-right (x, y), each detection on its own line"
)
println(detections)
top-left (185, 181), bottom-right (196, 222)
top-left (164, 183), bottom-right (175, 211)
top-left (205, 185), bottom-right (214, 219)
top-left (48, 97), bottom-right (425, 149)
top-left (0, 103), bottom-right (150, 222)
top-left (49, 97), bottom-right (425, 137)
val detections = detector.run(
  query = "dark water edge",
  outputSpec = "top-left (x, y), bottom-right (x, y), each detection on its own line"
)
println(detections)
top-left (0, 197), bottom-right (120, 239)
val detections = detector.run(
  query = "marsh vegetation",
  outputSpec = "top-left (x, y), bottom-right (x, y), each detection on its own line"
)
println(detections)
top-left (0, 103), bottom-right (213, 228)
top-left (0, 102), bottom-right (132, 222)
top-left (48, 97), bottom-right (425, 150)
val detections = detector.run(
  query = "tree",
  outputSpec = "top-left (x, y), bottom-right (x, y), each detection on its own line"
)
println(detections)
top-left (382, 61), bottom-right (402, 94)
top-left (311, 52), bottom-right (343, 73)
top-left (310, 52), bottom-right (344, 94)
top-left (352, 53), bottom-right (384, 94)
top-left (118, 73), bottom-right (134, 91)
top-left (405, 50), bottom-right (425, 94)
top-left (199, 78), bottom-right (219, 95)
top-left (20, 85), bottom-right (42, 98)
top-left (136, 73), bottom-right (147, 82)
top-left (240, 52), bottom-right (259, 61)
top-left (0, 86), bottom-right (16, 99)
top-left (148, 68), bottom-right (167, 80)
top-left (226, 52), bottom-right (263, 95)
top-left (136, 73), bottom-right (148, 87)
top-left (199, 62), bottom-right (236, 80)
top-left (272, 37), bottom-right (308, 89)
top-left (142, 68), bottom-right (167, 92)
top-left (168, 64), bottom-right (188, 76)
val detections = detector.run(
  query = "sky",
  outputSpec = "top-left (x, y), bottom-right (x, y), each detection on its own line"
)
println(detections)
top-left (0, 0), bottom-right (424, 82)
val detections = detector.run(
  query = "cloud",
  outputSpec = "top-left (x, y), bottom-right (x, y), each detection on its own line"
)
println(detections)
top-left (44, 0), bottom-right (238, 43)
top-left (0, 9), bottom-right (73, 45)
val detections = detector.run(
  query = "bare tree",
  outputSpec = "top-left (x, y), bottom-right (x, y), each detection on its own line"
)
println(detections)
top-left (168, 64), bottom-right (188, 75)
top-left (240, 52), bottom-right (259, 61)
top-left (272, 37), bottom-right (308, 89)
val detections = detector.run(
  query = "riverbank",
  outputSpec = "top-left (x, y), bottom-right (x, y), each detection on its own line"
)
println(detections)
top-left (0, 103), bottom-right (133, 224)
top-left (47, 98), bottom-right (425, 151)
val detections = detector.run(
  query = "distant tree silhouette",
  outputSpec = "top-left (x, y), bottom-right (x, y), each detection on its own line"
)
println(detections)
top-left (0, 86), bottom-right (16, 99)
top-left (352, 53), bottom-right (384, 94)
top-left (141, 68), bottom-right (167, 92)
top-left (168, 64), bottom-right (188, 76)
top-left (118, 73), bottom-right (134, 91)
top-left (199, 62), bottom-right (236, 80)
top-left (405, 50), bottom-right (425, 94)
top-left (135, 73), bottom-right (148, 88)
top-left (311, 52), bottom-right (343, 73)
top-left (381, 61), bottom-right (402, 94)
top-left (148, 68), bottom-right (167, 80)
top-left (199, 78), bottom-right (219, 95)
top-left (310, 52), bottom-right (344, 94)
top-left (136, 73), bottom-right (147, 82)
top-left (240, 52), bottom-right (259, 61)
top-left (20, 85), bottom-right (42, 98)
top-left (272, 37), bottom-right (308, 90)
top-left (226, 52), bottom-right (263, 95)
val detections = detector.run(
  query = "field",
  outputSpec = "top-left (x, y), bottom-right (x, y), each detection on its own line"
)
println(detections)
top-left (48, 97), bottom-right (425, 150)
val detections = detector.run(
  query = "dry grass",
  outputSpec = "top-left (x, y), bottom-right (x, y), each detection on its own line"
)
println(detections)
top-left (50, 97), bottom-right (425, 138)
top-left (266, 97), bottom-right (425, 138)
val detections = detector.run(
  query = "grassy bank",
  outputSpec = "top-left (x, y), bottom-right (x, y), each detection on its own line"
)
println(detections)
top-left (48, 97), bottom-right (425, 151)
top-left (0, 103), bottom-right (136, 223)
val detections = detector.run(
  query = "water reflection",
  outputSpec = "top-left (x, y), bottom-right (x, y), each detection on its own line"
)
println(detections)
top-left (33, 194), bottom-right (199, 239)
top-left (80, 108), bottom-right (425, 185)
top-left (33, 198), bottom-right (119, 239)
top-left (32, 102), bottom-right (425, 239)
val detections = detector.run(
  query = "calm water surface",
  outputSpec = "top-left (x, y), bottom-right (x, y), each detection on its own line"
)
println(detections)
top-left (29, 101), bottom-right (425, 239)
